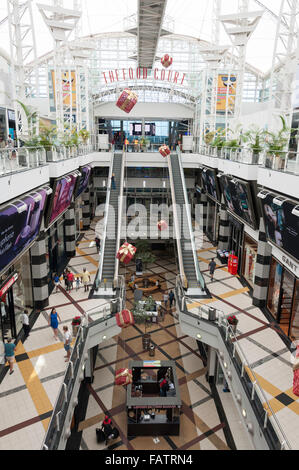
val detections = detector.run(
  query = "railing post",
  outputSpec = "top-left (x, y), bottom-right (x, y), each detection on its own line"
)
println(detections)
top-left (63, 383), bottom-right (67, 402)
top-left (264, 409), bottom-right (268, 428)
top-left (251, 381), bottom-right (256, 400)
top-left (56, 411), bottom-right (61, 432)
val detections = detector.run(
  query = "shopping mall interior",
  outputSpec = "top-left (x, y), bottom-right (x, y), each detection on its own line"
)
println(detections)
top-left (0, 0), bottom-right (299, 454)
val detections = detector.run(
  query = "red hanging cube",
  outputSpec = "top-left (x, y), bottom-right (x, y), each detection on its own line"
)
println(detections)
top-left (157, 220), bottom-right (168, 231)
top-left (161, 54), bottom-right (173, 68)
top-left (116, 309), bottom-right (135, 328)
top-left (115, 368), bottom-right (133, 386)
top-left (116, 242), bottom-right (136, 265)
top-left (116, 88), bottom-right (138, 113)
top-left (159, 145), bottom-right (170, 157)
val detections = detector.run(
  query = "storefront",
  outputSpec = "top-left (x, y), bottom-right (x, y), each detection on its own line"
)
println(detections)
top-left (228, 215), bottom-right (244, 272)
top-left (242, 234), bottom-right (258, 288)
top-left (267, 257), bottom-right (299, 340)
top-left (0, 250), bottom-right (34, 341)
top-left (75, 198), bottom-right (83, 240)
top-left (45, 217), bottom-right (67, 286)
top-left (206, 197), bottom-right (220, 245)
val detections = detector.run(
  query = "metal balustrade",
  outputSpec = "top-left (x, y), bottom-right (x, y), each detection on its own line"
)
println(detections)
top-left (176, 275), bottom-right (292, 450)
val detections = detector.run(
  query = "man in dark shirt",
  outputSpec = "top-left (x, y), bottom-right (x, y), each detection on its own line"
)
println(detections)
top-left (208, 258), bottom-right (217, 282)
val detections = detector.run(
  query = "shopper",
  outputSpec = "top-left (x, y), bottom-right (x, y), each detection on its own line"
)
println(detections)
top-left (63, 269), bottom-right (69, 289)
top-left (21, 309), bottom-right (30, 339)
top-left (163, 292), bottom-right (168, 309)
top-left (67, 270), bottom-right (74, 291)
top-left (208, 258), bottom-right (217, 282)
top-left (63, 325), bottom-right (72, 362)
top-left (81, 268), bottom-right (91, 292)
top-left (48, 307), bottom-right (61, 341)
top-left (167, 381), bottom-right (176, 397)
top-left (5, 338), bottom-right (16, 375)
top-left (53, 272), bottom-right (61, 293)
top-left (159, 377), bottom-right (169, 397)
top-left (111, 172), bottom-right (116, 190)
top-left (95, 237), bottom-right (101, 253)
top-left (168, 290), bottom-right (175, 309)
top-left (75, 276), bottom-right (81, 291)
top-left (101, 416), bottom-right (114, 445)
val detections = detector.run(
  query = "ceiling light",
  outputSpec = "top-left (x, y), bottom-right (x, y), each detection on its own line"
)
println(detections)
top-left (196, 333), bottom-right (202, 339)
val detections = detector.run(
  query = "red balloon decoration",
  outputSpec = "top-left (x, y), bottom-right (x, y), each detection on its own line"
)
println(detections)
top-left (161, 54), bottom-right (173, 68)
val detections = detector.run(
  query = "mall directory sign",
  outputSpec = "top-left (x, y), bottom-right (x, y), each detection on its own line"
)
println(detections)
top-left (0, 188), bottom-right (48, 274)
top-left (46, 173), bottom-right (78, 227)
top-left (220, 175), bottom-right (257, 229)
top-left (75, 165), bottom-right (91, 199)
top-left (261, 194), bottom-right (299, 261)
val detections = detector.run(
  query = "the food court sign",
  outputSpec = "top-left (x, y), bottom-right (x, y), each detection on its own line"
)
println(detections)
top-left (102, 67), bottom-right (187, 86)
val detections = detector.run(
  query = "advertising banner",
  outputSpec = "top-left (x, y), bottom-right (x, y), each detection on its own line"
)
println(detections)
top-left (0, 188), bottom-right (48, 273)
top-left (217, 74), bottom-right (237, 113)
top-left (221, 175), bottom-right (257, 228)
top-left (260, 194), bottom-right (299, 261)
top-left (47, 173), bottom-right (78, 226)
top-left (201, 168), bottom-right (221, 202)
top-left (51, 70), bottom-right (77, 109)
top-left (75, 165), bottom-right (91, 199)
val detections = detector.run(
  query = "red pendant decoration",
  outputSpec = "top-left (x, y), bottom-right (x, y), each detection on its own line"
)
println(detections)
top-left (115, 368), bottom-right (133, 386)
top-left (161, 54), bottom-right (173, 68)
top-left (159, 145), bottom-right (170, 157)
top-left (116, 309), bottom-right (135, 328)
top-left (157, 220), bottom-right (168, 231)
top-left (116, 88), bottom-right (138, 113)
top-left (116, 242), bottom-right (136, 265)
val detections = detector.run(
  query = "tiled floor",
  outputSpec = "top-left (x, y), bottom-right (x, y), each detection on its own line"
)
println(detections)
top-left (0, 218), bottom-right (297, 450)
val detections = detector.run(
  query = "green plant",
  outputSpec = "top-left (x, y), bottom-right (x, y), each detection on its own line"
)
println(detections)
top-left (39, 124), bottom-right (57, 150)
top-left (240, 125), bottom-right (265, 154)
top-left (264, 115), bottom-right (295, 156)
top-left (134, 239), bottom-right (156, 269)
top-left (203, 131), bottom-right (215, 145)
top-left (16, 100), bottom-right (40, 147)
top-left (78, 128), bottom-right (90, 144)
top-left (210, 128), bottom-right (226, 149)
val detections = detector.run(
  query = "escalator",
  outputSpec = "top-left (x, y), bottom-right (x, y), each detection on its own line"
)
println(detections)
top-left (168, 151), bottom-right (205, 295)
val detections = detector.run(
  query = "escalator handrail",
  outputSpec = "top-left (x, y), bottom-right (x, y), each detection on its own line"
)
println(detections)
top-left (113, 151), bottom-right (126, 287)
top-left (176, 146), bottom-right (205, 290)
top-left (97, 152), bottom-right (114, 284)
top-left (167, 154), bottom-right (187, 289)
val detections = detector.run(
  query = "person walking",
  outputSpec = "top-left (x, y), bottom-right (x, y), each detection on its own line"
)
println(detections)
top-left (63, 269), bottom-right (68, 289)
top-left (101, 416), bottom-right (114, 445)
top-left (53, 272), bottom-right (61, 293)
top-left (111, 173), bottom-right (116, 190)
top-left (75, 276), bottom-right (81, 291)
top-left (21, 309), bottom-right (30, 339)
top-left (5, 338), bottom-right (16, 375)
top-left (208, 258), bottom-right (217, 282)
top-left (168, 290), bottom-right (175, 309)
top-left (48, 308), bottom-right (61, 341)
top-left (67, 270), bottom-right (74, 291)
top-left (163, 292), bottom-right (168, 309)
top-left (81, 268), bottom-right (91, 292)
top-left (95, 237), bottom-right (101, 253)
top-left (63, 325), bottom-right (72, 362)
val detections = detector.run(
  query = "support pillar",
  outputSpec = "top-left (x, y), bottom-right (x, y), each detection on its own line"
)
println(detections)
top-left (82, 186), bottom-right (91, 230)
top-left (218, 200), bottom-right (229, 251)
top-left (207, 346), bottom-right (217, 383)
top-left (198, 193), bottom-right (208, 234)
top-left (64, 204), bottom-right (76, 258)
top-left (30, 231), bottom-right (49, 310)
top-left (253, 218), bottom-right (272, 308)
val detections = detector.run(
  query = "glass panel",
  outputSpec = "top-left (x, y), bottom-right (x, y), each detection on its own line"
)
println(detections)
top-left (267, 259), bottom-right (282, 319)
top-left (280, 270), bottom-right (295, 334)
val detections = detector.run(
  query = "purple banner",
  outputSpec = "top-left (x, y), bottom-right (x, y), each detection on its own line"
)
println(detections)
top-left (48, 173), bottom-right (78, 226)
top-left (75, 165), bottom-right (91, 199)
top-left (0, 188), bottom-right (48, 273)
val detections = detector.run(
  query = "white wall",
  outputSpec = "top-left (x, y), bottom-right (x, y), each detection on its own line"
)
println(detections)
top-left (94, 101), bottom-right (194, 120)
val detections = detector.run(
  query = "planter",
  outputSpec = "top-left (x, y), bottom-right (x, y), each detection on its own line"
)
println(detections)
top-left (72, 324), bottom-right (80, 337)
top-left (229, 324), bottom-right (238, 334)
top-left (142, 333), bottom-right (151, 350)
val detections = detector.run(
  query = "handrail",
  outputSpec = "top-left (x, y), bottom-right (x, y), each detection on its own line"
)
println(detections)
top-left (113, 151), bottom-right (126, 288)
top-left (176, 276), bottom-right (292, 450)
top-left (95, 152), bottom-right (113, 286)
top-left (167, 154), bottom-right (188, 289)
top-left (176, 146), bottom-right (205, 290)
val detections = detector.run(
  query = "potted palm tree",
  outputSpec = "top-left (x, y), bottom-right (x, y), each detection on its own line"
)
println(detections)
top-left (16, 100), bottom-right (41, 166)
top-left (264, 115), bottom-right (294, 170)
top-left (39, 124), bottom-right (57, 161)
top-left (78, 128), bottom-right (90, 145)
top-left (240, 125), bottom-right (264, 164)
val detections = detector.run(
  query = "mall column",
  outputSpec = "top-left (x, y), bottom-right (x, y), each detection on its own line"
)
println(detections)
top-left (31, 231), bottom-right (49, 310)
top-left (65, 204), bottom-right (76, 258)
top-left (198, 193), bottom-right (207, 233)
top-left (218, 199), bottom-right (229, 251)
top-left (82, 186), bottom-right (91, 230)
top-left (253, 218), bottom-right (272, 308)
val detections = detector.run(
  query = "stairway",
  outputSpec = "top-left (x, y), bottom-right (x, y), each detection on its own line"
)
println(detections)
top-left (169, 154), bottom-right (197, 284)
top-left (101, 154), bottom-right (123, 282)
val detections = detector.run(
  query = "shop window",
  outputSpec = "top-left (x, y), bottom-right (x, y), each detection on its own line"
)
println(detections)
top-left (242, 235), bottom-right (257, 288)
top-left (290, 281), bottom-right (299, 340)
top-left (267, 259), bottom-right (282, 319)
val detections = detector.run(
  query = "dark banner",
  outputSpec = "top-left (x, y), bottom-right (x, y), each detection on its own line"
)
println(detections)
top-left (261, 194), bottom-right (299, 261)
top-left (201, 168), bottom-right (221, 202)
top-left (220, 175), bottom-right (257, 229)
top-left (75, 165), bottom-right (91, 199)
top-left (0, 188), bottom-right (48, 273)
top-left (46, 173), bottom-right (78, 227)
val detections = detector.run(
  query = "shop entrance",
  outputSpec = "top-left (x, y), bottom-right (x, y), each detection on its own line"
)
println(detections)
top-left (228, 215), bottom-right (244, 273)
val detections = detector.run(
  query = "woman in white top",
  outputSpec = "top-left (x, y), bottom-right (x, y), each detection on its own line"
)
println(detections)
top-left (63, 325), bottom-right (72, 362)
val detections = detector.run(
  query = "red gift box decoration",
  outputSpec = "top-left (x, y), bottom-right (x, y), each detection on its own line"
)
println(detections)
top-left (115, 368), bottom-right (133, 386)
top-left (161, 54), bottom-right (173, 68)
top-left (116, 242), bottom-right (136, 265)
top-left (157, 220), bottom-right (168, 231)
top-left (116, 88), bottom-right (138, 114)
top-left (116, 309), bottom-right (135, 328)
top-left (159, 145), bottom-right (170, 157)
